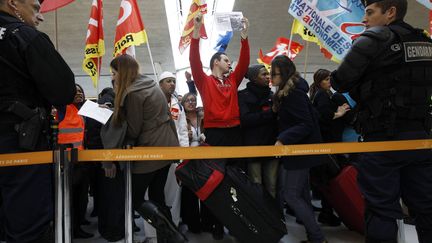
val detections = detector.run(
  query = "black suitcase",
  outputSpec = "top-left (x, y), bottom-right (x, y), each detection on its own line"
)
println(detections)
top-left (203, 166), bottom-right (287, 243)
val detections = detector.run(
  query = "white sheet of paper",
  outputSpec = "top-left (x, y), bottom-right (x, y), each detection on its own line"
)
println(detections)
top-left (78, 99), bottom-right (113, 125)
top-left (214, 12), bottom-right (244, 32)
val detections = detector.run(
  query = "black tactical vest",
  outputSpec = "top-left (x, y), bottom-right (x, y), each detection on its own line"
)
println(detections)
top-left (356, 24), bottom-right (432, 137)
top-left (0, 15), bottom-right (43, 110)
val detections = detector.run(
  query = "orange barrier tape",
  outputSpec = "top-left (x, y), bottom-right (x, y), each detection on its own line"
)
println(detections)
top-left (78, 139), bottom-right (432, 162)
top-left (1, 139), bottom-right (431, 167)
top-left (0, 151), bottom-right (52, 167)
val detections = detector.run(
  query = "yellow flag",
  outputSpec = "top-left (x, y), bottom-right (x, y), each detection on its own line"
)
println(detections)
top-left (82, 0), bottom-right (105, 88)
top-left (292, 19), bottom-right (319, 43)
top-left (292, 19), bottom-right (340, 63)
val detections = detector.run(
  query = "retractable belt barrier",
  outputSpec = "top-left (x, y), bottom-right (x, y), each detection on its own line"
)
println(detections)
top-left (1, 139), bottom-right (431, 167)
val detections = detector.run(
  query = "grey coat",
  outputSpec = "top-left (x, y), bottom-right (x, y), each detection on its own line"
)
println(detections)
top-left (120, 74), bottom-right (179, 174)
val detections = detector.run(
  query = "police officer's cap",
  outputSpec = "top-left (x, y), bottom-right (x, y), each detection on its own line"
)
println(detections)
top-left (361, 0), bottom-right (384, 7)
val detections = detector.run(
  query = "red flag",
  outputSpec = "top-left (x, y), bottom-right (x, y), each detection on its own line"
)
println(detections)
top-left (258, 37), bottom-right (303, 65)
top-left (113, 0), bottom-right (147, 57)
top-left (83, 0), bottom-right (105, 88)
top-left (178, 0), bottom-right (207, 54)
top-left (40, 0), bottom-right (74, 13)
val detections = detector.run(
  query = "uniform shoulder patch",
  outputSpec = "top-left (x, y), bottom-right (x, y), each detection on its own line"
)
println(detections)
top-left (403, 42), bottom-right (432, 62)
top-left (0, 27), bottom-right (6, 40)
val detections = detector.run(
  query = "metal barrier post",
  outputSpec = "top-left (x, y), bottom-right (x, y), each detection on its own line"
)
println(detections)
top-left (53, 148), bottom-right (63, 243)
top-left (63, 148), bottom-right (74, 243)
top-left (397, 219), bottom-right (406, 243)
top-left (125, 145), bottom-right (134, 243)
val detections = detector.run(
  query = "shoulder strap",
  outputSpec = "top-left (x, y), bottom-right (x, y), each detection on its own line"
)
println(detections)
top-left (0, 22), bottom-right (31, 80)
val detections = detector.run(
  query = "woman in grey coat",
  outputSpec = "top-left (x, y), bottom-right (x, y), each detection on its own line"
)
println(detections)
top-left (110, 54), bottom-right (185, 243)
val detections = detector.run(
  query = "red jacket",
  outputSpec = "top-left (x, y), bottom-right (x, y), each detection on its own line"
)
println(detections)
top-left (189, 38), bottom-right (250, 128)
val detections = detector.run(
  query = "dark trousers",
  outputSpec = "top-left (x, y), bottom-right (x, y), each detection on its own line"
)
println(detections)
top-left (180, 186), bottom-right (201, 230)
top-left (72, 165), bottom-right (90, 232)
top-left (203, 126), bottom-right (243, 231)
top-left (0, 123), bottom-right (53, 243)
top-left (0, 164), bottom-right (53, 243)
top-left (97, 165), bottom-right (125, 241)
top-left (205, 126), bottom-right (244, 169)
top-left (132, 165), bottom-right (170, 211)
top-left (358, 131), bottom-right (432, 242)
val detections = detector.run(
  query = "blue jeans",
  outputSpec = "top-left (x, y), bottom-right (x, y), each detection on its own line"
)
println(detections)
top-left (283, 169), bottom-right (324, 243)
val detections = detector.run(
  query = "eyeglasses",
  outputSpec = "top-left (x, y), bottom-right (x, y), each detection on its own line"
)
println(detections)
top-left (184, 99), bottom-right (197, 104)
top-left (271, 73), bottom-right (281, 77)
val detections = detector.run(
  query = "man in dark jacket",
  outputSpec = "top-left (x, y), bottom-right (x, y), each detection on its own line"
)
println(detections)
top-left (331, 0), bottom-right (432, 242)
top-left (238, 64), bottom-right (278, 197)
top-left (0, 0), bottom-right (76, 242)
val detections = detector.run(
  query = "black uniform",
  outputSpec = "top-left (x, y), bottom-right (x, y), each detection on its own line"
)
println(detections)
top-left (0, 11), bottom-right (75, 243)
top-left (331, 21), bottom-right (432, 243)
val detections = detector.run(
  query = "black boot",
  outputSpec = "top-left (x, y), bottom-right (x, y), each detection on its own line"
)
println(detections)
top-left (417, 228), bottom-right (432, 243)
top-left (365, 237), bottom-right (397, 243)
top-left (31, 224), bottom-right (54, 243)
top-left (137, 201), bottom-right (187, 243)
top-left (318, 211), bottom-right (341, 226)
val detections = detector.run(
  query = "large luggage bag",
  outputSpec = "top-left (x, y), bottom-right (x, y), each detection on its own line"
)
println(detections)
top-left (203, 166), bottom-right (287, 243)
top-left (321, 165), bottom-right (365, 234)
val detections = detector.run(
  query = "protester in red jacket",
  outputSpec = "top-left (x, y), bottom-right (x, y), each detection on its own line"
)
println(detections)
top-left (189, 13), bottom-right (250, 129)
top-left (188, 13), bottom-right (250, 240)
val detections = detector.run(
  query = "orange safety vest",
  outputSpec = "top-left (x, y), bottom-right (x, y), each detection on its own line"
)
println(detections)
top-left (58, 105), bottom-right (85, 150)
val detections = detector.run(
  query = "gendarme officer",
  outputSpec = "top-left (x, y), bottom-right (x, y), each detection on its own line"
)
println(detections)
top-left (0, 0), bottom-right (76, 242)
top-left (331, 0), bottom-right (432, 242)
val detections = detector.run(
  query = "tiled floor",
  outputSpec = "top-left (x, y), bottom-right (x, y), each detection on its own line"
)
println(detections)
top-left (74, 200), bottom-right (419, 243)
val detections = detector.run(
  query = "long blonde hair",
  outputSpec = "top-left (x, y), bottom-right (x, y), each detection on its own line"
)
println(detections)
top-left (271, 55), bottom-right (300, 112)
top-left (110, 54), bottom-right (139, 125)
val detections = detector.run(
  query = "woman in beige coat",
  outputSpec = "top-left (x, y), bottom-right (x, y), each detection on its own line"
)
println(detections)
top-left (110, 54), bottom-right (185, 243)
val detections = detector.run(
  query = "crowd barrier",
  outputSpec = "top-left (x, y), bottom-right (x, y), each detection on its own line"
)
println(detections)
top-left (1, 139), bottom-right (431, 243)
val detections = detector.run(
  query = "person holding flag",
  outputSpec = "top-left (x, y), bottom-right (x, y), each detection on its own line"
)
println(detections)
top-left (331, 0), bottom-right (432, 242)
top-left (189, 12), bottom-right (249, 240)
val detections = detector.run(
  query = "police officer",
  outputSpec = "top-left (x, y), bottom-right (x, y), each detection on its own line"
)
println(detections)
top-left (0, 0), bottom-right (76, 242)
top-left (331, 0), bottom-right (432, 242)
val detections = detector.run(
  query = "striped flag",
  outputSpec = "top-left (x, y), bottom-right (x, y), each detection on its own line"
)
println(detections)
top-left (113, 0), bottom-right (147, 57)
top-left (82, 0), bottom-right (105, 88)
top-left (178, 0), bottom-right (207, 54)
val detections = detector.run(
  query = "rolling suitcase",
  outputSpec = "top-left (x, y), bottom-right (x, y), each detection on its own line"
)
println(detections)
top-left (321, 165), bottom-right (365, 234)
top-left (203, 166), bottom-right (287, 243)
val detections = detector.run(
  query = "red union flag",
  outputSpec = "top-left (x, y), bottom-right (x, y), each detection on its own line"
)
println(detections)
top-left (82, 0), bottom-right (105, 88)
top-left (178, 0), bottom-right (207, 54)
top-left (113, 0), bottom-right (147, 57)
top-left (40, 0), bottom-right (75, 13)
top-left (258, 37), bottom-right (303, 65)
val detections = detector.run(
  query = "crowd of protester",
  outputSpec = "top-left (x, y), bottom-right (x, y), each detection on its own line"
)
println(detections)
top-left (1, 0), bottom-right (432, 243)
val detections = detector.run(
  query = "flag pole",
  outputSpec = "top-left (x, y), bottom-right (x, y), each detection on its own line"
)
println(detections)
top-left (287, 20), bottom-right (295, 57)
top-left (54, 9), bottom-right (59, 50)
top-left (145, 38), bottom-right (158, 81)
top-left (96, 56), bottom-right (101, 96)
top-left (303, 41), bottom-right (310, 79)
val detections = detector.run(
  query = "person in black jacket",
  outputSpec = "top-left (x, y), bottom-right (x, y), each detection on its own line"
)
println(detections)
top-left (272, 55), bottom-right (327, 243)
top-left (331, 0), bottom-right (432, 242)
top-left (0, 0), bottom-right (76, 242)
top-left (309, 69), bottom-right (350, 143)
top-left (308, 69), bottom-right (351, 227)
top-left (238, 64), bottom-right (278, 197)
